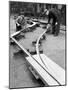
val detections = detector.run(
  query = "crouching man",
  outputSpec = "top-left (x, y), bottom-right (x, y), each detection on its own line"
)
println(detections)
top-left (15, 15), bottom-right (27, 31)
top-left (44, 8), bottom-right (61, 36)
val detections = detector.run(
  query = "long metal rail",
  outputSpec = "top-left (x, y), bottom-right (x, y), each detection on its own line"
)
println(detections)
top-left (35, 27), bottom-right (62, 85)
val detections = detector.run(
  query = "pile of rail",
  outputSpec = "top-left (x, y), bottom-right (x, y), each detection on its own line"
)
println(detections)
top-left (10, 19), bottom-right (65, 86)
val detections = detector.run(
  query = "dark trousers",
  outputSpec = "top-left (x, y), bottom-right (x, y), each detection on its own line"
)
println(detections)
top-left (52, 23), bottom-right (60, 36)
top-left (16, 24), bottom-right (22, 31)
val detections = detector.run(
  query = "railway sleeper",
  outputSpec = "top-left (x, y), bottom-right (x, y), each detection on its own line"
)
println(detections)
top-left (40, 35), bottom-right (46, 40)
top-left (29, 66), bottom-right (39, 80)
top-left (33, 43), bottom-right (41, 47)
top-left (30, 50), bottom-right (37, 55)
top-left (10, 39), bottom-right (16, 45)
top-left (22, 28), bottom-right (30, 33)
top-left (14, 34), bottom-right (25, 41)
top-left (27, 20), bottom-right (33, 25)
top-left (39, 49), bottom-right (43, 54)
top-left (13, 49), bottom-right (27, 56)
top-left (32, 41), bottom-right (36, 45)
top-left (42, 25), bottom-right (47, 29)
top-left (29, 25), bottom-right (36, 30)
top-left (35, 23), bottom-right (40, 27)
top-left (26, 49), bottom-right (29, 52)
top-left (32, 40), bottom-right (41, 46)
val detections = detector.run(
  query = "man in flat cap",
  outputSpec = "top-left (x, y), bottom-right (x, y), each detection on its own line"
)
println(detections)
top-left (43, 8), bottom-right (61, 36)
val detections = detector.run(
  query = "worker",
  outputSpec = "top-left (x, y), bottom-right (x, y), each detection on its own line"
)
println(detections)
top-left (15, 15), bottom-right (27, 31)
top-left (43, 8), bottom-right (61, 36)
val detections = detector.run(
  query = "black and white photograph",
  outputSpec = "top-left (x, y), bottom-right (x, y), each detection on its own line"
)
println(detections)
top-left (9, 1), bottom-right (66, 89)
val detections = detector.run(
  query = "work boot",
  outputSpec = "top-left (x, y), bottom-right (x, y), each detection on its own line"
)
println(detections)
top-left (46, 29), bottom-right (51, 34)
top-left (54, 33), bottom-right (59, 36)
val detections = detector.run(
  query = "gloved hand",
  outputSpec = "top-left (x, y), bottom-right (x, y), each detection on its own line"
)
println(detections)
top-left (47, 24), bottom-right (51, 29)
top-left (46, 24), bottom-right (52, 34)
top-left (55, 22), bottom-right (58, 25)
top-left (16, 22), bottom-right (20, 26)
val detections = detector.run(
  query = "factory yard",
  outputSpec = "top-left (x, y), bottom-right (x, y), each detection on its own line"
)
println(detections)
top-left (9, 15), bottom-right (65, 88)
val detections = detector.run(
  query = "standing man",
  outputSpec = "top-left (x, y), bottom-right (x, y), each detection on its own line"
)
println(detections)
top-left (43, 8), bottom-right (61, 36)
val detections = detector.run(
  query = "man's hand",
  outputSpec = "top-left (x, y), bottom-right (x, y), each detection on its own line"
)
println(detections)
top-left (16, 22), bottom-right (20, 26)
top-left (47, 24), bottom-right (51, 29)
top-left (55, 22), bottom-right (58, 25)
top-left (46, 24), bottom-right (52, 34)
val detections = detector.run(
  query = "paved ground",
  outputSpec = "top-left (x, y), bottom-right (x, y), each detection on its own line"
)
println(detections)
top-left (9, 16), bottom-right (66, 88)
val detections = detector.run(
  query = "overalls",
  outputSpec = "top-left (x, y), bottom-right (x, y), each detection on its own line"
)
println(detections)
top-left (48, 8), bottom-right (61, 36)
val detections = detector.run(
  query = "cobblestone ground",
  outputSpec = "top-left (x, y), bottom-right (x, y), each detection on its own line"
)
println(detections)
top-left (9, 16), bottom-right (66, 88)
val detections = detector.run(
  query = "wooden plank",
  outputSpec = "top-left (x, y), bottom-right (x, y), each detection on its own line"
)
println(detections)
top-left (26, 56), bottom-right (59, 86)
top-left (26, 54), bottom-right (65, 86)
top-left (40, 54), bottom-right (65, 85)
